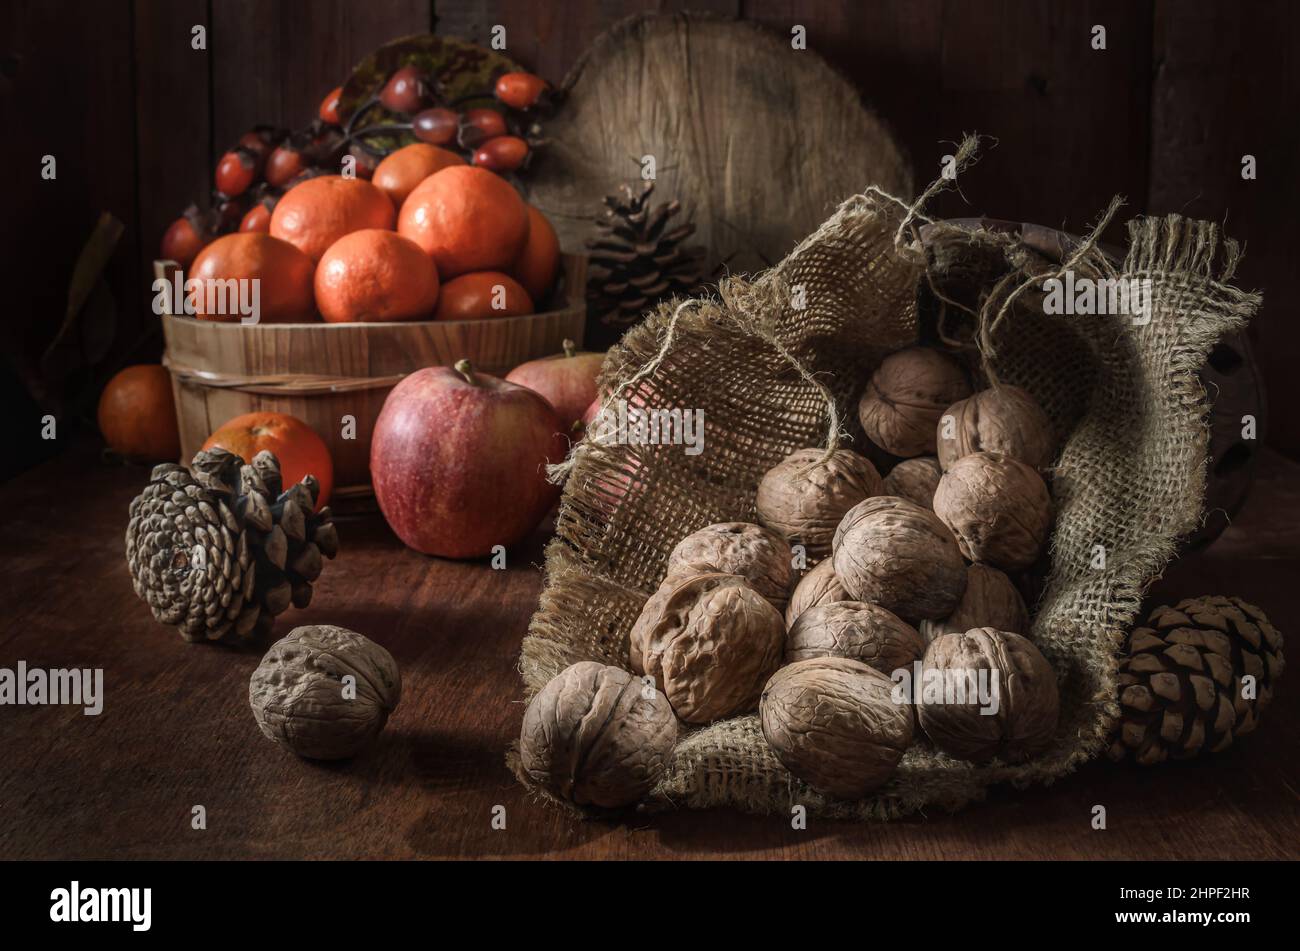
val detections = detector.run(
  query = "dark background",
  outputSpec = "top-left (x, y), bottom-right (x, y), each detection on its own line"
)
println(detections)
top-left (2, 0), bottom-right (1297, 475)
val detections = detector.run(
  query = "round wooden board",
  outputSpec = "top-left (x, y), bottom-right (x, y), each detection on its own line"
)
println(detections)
top-left (526, 13), bottom-right (914, 277)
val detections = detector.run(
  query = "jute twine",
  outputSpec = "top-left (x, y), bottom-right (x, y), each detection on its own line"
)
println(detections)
top-left (515, 144), bottom-right (1261, 819)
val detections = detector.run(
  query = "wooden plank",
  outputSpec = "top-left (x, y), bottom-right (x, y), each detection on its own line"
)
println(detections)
top-left (211, 0), bottom-right (432, 154)
top-left (746, 0), bottom-right (1152, 244)
top-left (1149, 0), bottom-right (1300, 458)
top-left (0, 439), bottom-right (1297, 859)
top-left (0, 0), bottom-right (142, 400)
top-left (133, 0), bottom-right (211, 288)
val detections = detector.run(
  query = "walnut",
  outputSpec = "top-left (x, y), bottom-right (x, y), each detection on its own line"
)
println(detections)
top-left (785, 558), bottom-right (849, 628)
top-left (881, 456), bottom-right (943, 509)
top-left (919, 563), bottom-right (1030, 643)
top-left (629, 572), bottom-right (785, 724)
top-left (787, 601), bottom-right (925, 676)
top-left (249, 624), bottom-right (401, 760)
top-left (932, 451), bottom-right (1053, 571)
top-left (756, 448), bottom-right (882, 562)
top-left (858, 347), bottom-right (972, 457)
top-left (831, 496), bottom-right (967, 622)
top-left (916, 628), bottom-right (1059, 763)
top-left (760, 657), bottom-right (914, 799)
top-left (519, 661), bottom-right (677, 808)
top-left (937, 385), bottom-right (1054, 472)
top-left (665, 522), bottom-right (793, 609)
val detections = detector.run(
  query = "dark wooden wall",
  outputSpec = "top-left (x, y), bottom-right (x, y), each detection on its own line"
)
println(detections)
top-left (3, 0), bottom-right (1297, 468)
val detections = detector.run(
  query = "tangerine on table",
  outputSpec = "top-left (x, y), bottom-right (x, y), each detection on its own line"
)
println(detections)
top-left (97, 364), bottom-right (180, 462)
top-left (372, 143), bottom-right (464, 211)
top-left (433, 271), bottom-right (533, 321)
top-left (315, 229), bottom-right (440, 323)
top-left (511, 205), bottom-right (560, 304)
top-left (270, 175), bottom-right (395, 262)
top-left (188, 233), bottom-right (315, 323)
top-left (397, 165), bottom-right (529, 278)
top-left (202, 411), bottom-right (334, 509)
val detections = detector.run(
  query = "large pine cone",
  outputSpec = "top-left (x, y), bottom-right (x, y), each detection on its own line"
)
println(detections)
top-left (1109, 596), bottom-right (1284, 765)
top-left (126, 448), bottom-right (338, 643)
top-left (586, 179), bottom-right (706, 330)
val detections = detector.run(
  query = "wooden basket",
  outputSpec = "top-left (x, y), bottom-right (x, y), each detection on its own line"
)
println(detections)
top-left (160, 254), bottom-right (587, 497)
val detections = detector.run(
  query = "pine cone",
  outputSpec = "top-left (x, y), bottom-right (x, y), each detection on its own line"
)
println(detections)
top-left (586, 179), bottom-right (706, 328)
top-left (126, 447), bottom-right (339, 643)
top-left (1109, 596), bottom-right (1284, 765)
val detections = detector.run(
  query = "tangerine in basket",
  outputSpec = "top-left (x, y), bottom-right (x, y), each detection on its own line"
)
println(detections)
top-left (97, 364), bottom-right (181, 462)
top-left (434, 272), bottom-right (532, 321)
top-left (202, 411), bottom-right (334, 509)
top-left (315, 229), bottom-right (440, 323)
top-left (372, 143), bottom-right (464, 211)
top-left (511, 205), bottom-right (560, 304)
top-left (189, 233), bottom-right (315, 323)
top-left (397, 165), bottom-right (528, 278)
top-left (270, 175), bottom-right (395, 262)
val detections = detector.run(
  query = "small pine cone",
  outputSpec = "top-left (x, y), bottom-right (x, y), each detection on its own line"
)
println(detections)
top-left (126, 447), bottom-right (338, 644)
top-left (1109, 596), bottom-right (1284, 765)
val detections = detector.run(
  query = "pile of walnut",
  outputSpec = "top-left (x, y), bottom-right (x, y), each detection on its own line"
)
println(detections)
top-left (520, 346), bottom-right (1063, 808)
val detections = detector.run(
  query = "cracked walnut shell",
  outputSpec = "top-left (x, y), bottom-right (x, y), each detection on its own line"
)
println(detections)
top-left (882, 456), bottom-right (943, 510)
top-left (665, 521), bottom-right (793, 609)
top-left (858, 347), bottom-right (972, 458)
top-left (629, 572), bottom-right (785, 724)
top-left (932, 451), bottom-right (1053, 571)
top-left (937, 385), bottom-right (1054, 472)
top-left (760, 657), bottom-right (914, 799)
top-left (249, 624), bottom-right (401, 760)
top-left (519, 661), bottom-right (677, 808)
top-left (786, 601), bottom-right (925, 675)
top-left (917, 628), bottom-right (1059, 763)
top-left (785, 558), bottom-right (850, 628)
top-left (919, 563), bottom-right (1030, 643)
top-left (831, 495), bottom-right (967, 622)
top-left (756, 448), bottom-right (882, 562)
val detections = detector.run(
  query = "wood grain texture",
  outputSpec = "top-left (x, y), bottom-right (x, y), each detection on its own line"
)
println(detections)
top-left (0, 440), bottom-right (1296, 860)
top-left (210, 0), bottom-right (431, 152)
top-left (524, 13), bottom-right (914, 274)
top-left (1149, 0), bottom-right (1300, 457)
top-left (161, 254), bottom-right (588, 488)
top-left (134, 0), bottom-right (211, 275)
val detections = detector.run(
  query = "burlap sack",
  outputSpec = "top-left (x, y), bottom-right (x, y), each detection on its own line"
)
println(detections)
top-left (516, 181), bottom-right (1261, 819)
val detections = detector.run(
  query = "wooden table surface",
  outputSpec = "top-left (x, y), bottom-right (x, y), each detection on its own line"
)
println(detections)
top-left (2, 440), bottom-right (1298, 861)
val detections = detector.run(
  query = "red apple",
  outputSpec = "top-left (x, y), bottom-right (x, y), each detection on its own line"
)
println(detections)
top-left (504, 339), bottom-right (605, 428)
top-left (370, 359), bottom-right (567, 558)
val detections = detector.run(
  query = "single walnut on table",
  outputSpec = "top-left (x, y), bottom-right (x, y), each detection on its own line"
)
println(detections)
top-left (937, 384), bottom-right (1054, 472)
top-left (630, 572), bottom-right (785, 724)
top-left (832, 495), bottom-right (967, 622)
top-left (917, 628), bottom-right (1059, 763)
top-left (665, 521), bottom-right (793, 609)
top-left (519, 661), bottom-right (677, 808)
top-left (249, 624), bottom-right (401, 760)
top-left (761, 656), bottom-right (914, 799)
top-left (756, 448), bottom-right (882, 563)
top-left (858, 347), bottom-right (972, 458)
top-left (932, 451), bottom-right (1053, 572)
top-left (786, 601), bottom-right (924, 676)
top-left (919, 563), bottom-right (1030, 643)
top-left (785, 558), bottom-right (850, 628)
top-left (882, 456), bottom-right (943, 510)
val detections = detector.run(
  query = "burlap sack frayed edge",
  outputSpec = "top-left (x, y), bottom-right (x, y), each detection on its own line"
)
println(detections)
top-left (514, 187), bottom-right (1261, 821)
